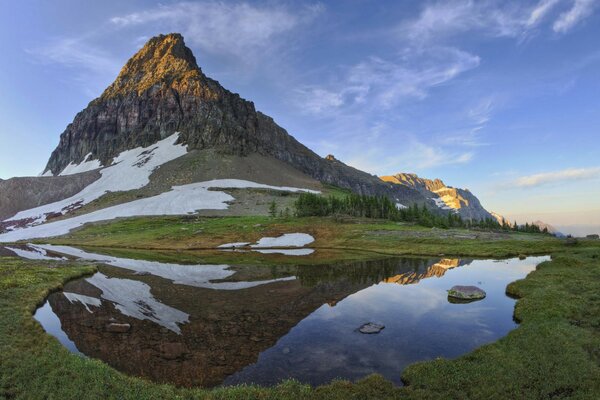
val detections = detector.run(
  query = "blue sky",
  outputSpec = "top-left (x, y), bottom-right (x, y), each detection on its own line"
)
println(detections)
top-left (1, 0), bottom-right (599, 233)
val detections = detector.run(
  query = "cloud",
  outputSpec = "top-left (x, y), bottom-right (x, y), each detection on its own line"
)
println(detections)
top-left (295, 46), bottom-right (480, 114)
top-left (553, 0), bottom-right (597, 32)
top-left (515, 167), bottom-right (600, 187)
top-left (26, 37), bottom-right (122, 96)
top-left (399, 0), bottom-right (598, 41)
top-left (109, 1), bottom-right (323, 61)
top-left (527, 0), bottom-right (562, 27)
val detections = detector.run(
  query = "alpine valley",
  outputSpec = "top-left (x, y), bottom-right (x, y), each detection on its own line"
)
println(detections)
top-left (0, 34), bottom-right (497, 241)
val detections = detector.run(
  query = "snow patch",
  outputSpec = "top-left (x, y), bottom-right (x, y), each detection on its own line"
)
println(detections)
top-left (396, 202), bottom-right (407, 210)
top-left (5, 133), bottom-right (187, 226)
top-left (64, 292), bottom-right (102, 313)
top-left (251, 233), bottom-right (315, 248)
top-left (431, 197), bottom-right (453, 210)
top-left (59, 153), bottom-right (103, 176)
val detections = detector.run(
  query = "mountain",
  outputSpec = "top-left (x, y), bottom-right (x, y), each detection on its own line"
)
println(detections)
top-left (490, 211), bottom-right (511, 226)
top-left (531, 220), bottom-right (560, 235)
top-left (41, 33), bottom-right (420, 202)
top-left (380, 173), bottom-right (494, 221)
top-left (0, 33), bottom-right (488, 242)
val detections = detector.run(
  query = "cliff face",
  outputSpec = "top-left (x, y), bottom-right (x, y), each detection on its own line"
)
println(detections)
top-left (381, 173), bottom-right (494, 221)
top-left (42, 33), bottom-right (422, 204)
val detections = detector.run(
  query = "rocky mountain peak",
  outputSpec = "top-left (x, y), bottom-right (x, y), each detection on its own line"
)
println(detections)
top-left (101, 33), bottom-right (203, 98)
top-left (381, 172), bottom-right (493, 221)
top-left (381, 173), bottom-right (446, 192)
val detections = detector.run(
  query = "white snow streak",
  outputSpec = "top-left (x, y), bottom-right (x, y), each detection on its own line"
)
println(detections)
top-left (59, 153), bottom-right (102, 176)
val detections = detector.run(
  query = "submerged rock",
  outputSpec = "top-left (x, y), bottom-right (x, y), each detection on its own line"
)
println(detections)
top-left (358, 322), bottom-right (385, 334)
top-left (447, 285), bottom-right (486, 302)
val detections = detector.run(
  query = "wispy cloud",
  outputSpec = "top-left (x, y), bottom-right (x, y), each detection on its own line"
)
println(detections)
top-left (295, 46), bottom-right (480, 114)
top-left (553, 0), bottom-right (597, 32)
top-left (399, 0), bottom-right (598, 42)
top-left (515, 166), bottom-right (600, 187)
top-left (527, 0), bottom-right (562, 27)
top-left (26, 37), bottom-right (121, 96)
top-left (110, 1), bottom-right (323, 61)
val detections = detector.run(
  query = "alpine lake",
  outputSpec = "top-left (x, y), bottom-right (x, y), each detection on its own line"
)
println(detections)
top-left (1, 244), bottom-right (548, 388)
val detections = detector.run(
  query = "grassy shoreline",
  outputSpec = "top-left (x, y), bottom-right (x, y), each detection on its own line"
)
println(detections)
top-left (1, 232), bottom-right (599, 398)
top-left (29, 215), bottom-right (575, 261)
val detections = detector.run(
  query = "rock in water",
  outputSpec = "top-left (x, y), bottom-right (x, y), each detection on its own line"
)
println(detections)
top-left (447, 285), bottom-right (486, 302)
top-left (359, 322), bottom-right (385, 334)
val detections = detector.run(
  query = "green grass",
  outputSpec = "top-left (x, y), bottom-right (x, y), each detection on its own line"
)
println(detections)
top-left (35, 215), bottom-right (572, 261)
top-left (1, 243), bottom-right (600, 398)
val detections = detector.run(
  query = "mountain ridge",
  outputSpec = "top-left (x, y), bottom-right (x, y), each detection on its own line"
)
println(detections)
top-left (380, 173), bottom-right (494, 221)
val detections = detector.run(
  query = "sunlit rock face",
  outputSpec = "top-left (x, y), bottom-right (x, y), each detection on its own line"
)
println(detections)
top-left (381, 173), bottom-right (494, 221)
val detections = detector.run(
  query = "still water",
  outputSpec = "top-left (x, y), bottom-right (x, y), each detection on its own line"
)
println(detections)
top-left (3, 244), bottom-right (548, 387)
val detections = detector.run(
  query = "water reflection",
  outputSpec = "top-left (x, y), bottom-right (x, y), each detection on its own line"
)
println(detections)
top-left (16, 245), bottom-right (548, 388)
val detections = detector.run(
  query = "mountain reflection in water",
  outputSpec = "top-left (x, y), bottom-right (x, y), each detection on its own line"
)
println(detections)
top-left (20, 245), bottom-right (547, 387)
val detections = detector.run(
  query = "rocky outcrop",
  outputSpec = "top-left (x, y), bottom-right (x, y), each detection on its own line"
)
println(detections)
top-left (381, 173), bottom-right (493, 221)
top-left (0, 171), bottom-right (100, 221)
top-left (447, 285), bottom-right (486, 302)
top-left (42, 33), bottom-right (423, 206)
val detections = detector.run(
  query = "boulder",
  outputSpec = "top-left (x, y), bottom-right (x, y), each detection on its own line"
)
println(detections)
top-left (358, 322), bottom-right (385, 334)
top-left (447, 285), bottom-right (486, 302)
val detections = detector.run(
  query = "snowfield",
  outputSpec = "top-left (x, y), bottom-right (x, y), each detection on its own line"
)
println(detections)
top-left (0, 181), bottom-right (319, 242)
top-left (58, 153), bottom-right (103, 176)
top-left (7, 133), bottom-right (188, 226)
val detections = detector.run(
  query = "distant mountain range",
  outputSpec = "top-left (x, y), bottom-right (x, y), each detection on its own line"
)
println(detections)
top-left (0, 33), bottom-right (500, 241)
top-left (381, 173), bottom-right (494, 221)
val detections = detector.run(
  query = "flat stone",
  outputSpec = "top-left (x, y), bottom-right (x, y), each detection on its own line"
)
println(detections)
top-left (359, 322), bottom-right (385, 334)
top-left (447, 285), bottom-right (486, 302)
top-left (106, 323), bottom-right (131, 333)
